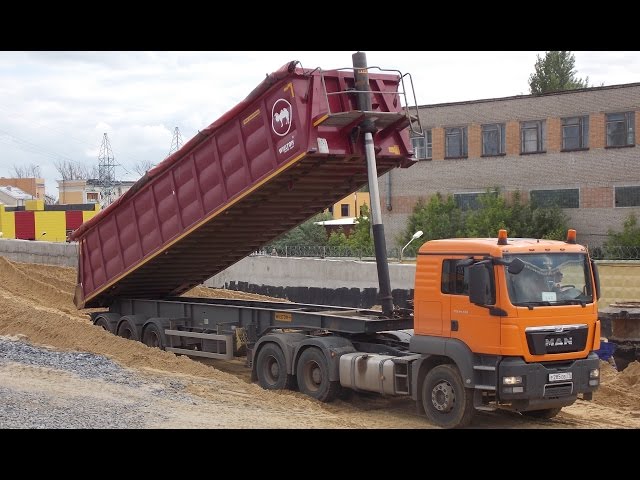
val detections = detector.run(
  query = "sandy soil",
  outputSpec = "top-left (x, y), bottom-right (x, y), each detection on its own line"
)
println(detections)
top-left (1, 256), bottom-right (639, 429)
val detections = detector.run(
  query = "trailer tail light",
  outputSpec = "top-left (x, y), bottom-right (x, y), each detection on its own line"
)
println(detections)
top-left (497, 229), bottom-right (508, 245)
top-left (566, 229), bottom-right (577, 244)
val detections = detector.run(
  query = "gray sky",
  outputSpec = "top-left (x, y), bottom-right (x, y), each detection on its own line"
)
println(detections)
top-left (0, 51), bottom-right (638, 198)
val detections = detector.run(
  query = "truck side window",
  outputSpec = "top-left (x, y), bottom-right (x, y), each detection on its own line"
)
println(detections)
top-left (441, 260), bottom-right (470, 296)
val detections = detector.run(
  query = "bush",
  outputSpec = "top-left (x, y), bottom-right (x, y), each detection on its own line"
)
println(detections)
top-left (397, 189), bottom-right (569, 254)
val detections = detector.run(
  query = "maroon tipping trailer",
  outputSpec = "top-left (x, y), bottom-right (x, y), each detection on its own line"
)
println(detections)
top-left (72, 59), bottom-right (419, 309)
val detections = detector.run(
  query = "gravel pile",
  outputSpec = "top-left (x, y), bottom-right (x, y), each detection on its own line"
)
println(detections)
top-left (0, 336), bottom-right (195, 429)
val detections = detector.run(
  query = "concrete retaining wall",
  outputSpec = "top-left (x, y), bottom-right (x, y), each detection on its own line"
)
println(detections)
top-left (2, 238), bottom-right (639, 310)
top-left (205, 256), bottom-right (417, 308)
top-left (597, 261), bottom-right (640, 307)
top-left (0, 238), bottom-right (78, 267)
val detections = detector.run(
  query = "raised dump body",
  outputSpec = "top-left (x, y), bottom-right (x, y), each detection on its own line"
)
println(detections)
top-left (72, 61), bottom-right (416, 308)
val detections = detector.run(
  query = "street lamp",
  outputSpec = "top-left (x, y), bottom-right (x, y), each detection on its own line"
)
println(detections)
top-left (400, 230), bottom-right (424, 263)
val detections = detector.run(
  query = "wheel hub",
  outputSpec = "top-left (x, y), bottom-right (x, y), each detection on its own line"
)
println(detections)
top-left (311, 365), bottom-right (321, 384)
top-left (431, 381), bottom-right (455, 412)
top-left (269, 359), bottom-right (280, 379)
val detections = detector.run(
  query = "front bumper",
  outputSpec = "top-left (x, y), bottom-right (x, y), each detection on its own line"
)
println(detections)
top-left (497, 352), bottom-right (600, 412)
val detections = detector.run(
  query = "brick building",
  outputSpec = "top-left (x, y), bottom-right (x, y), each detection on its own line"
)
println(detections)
top-left (379, 82), bottom-right (640, 248)
top-left (0, 177), bottom-right (45, 200)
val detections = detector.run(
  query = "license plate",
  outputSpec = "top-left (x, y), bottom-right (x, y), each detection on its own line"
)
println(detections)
top-left (549, 372), bottom-right (572, 382)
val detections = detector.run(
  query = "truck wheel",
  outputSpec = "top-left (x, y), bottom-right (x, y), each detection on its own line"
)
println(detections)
top-left (142, 323), bottom-right (166, 350)
top-left (94, 315), bottom-right (117, 334)
top-left (422, 364), bottom-right (474, 429)
top-left (256, 343), bottom-right (294, 391)
top-left (296, 347), bottom-right (340, 403)
top-left (521, 408), bottom-right (562, 419)
top-left (117, 318), bottom-right (140, 341)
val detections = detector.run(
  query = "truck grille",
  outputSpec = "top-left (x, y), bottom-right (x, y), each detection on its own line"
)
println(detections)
top-left (544, 382), bottom-right (573, 398)
top-left (526, 324), bottom-right (588, 355)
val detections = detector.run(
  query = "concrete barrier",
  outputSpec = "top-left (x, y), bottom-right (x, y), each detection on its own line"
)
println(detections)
top-left (2, 237), bottom-right (638, 311)
top-left (597, 260), bottom-right (640, 307)
top-left (0, 238), bottom-right (78, 267)
top-left (205, 255), bottom-right (416, 308)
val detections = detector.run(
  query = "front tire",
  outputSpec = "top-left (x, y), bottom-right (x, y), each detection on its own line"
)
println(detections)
top-left (296, 347), bottom-right (341, 402)
top-left (422, 364), bottom-right (474, 429)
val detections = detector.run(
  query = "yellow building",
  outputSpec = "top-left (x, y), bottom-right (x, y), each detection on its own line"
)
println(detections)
top-left (326, 191), bottom-right (370, 219)
top-left (0, 201), bottom-right (100, 242)
top-left (57, 178), bottom-right (136, 205)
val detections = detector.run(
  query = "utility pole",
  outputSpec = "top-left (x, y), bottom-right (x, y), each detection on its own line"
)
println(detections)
top-left (168, 127), bottom-right (183, 157)
top-left (97, 133), bottom-right (119, 207)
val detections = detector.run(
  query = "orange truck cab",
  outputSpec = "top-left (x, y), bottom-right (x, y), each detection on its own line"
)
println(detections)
top-left (409, 229), bottom-right (601, 427)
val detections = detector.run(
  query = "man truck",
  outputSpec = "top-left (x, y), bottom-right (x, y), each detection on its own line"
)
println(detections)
top-left (71, 53), bottom-right (601, 428)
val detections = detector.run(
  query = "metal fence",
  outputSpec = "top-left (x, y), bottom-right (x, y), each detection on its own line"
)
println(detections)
top-left (255, 244), bottom-right (640, 261)
top-left (255, 245), bottom-right (408, 261)
top-left (589, 245), bottom-right (640, 260)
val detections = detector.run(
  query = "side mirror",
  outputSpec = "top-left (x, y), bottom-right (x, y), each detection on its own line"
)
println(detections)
top-left (469, 263), bottom-right (495, 306)
top-left (591, 259), bottom-right (601, 300)
top-left (507, 257), bottom-right (525, 275)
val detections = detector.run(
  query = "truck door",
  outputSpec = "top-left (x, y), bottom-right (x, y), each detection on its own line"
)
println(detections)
top-left (442, 259), bottom-right (501, 354)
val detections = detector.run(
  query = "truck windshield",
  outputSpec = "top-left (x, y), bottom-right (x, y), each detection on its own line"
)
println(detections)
top-left (503, 253), bottom-right (593, 307)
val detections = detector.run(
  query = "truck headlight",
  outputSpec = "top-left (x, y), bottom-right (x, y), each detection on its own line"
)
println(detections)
top-left (503, 376), bottom-right (523, 385)
top-left (590, 368), bottom-right (599, 379)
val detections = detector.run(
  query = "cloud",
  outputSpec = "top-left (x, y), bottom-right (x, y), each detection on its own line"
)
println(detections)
top-left (0, 51), bottom-right (638, 197)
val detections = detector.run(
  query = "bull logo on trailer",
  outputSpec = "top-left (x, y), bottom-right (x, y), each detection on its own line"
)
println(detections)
top-left (271, 98), bottom-right (292, 137)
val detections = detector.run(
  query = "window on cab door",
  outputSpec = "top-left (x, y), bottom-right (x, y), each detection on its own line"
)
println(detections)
top-left (441, 259), bottom-right (470, 295)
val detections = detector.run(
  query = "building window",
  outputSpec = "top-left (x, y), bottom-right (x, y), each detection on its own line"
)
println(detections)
top-left (521, 120), bottom-right (545, 153)
top-left (445, 127), bottom-right (467, 158)
top-left (562, 116), bottom-right (589, 150)
top-left (87, 192), bottom-right (99, 203)
top-left (530, 188), bottom-right (579, 208)
top-left (411, 130), bottom-right (432, 160)
top-left (606, 112), bottom-right (635, 147)
top-left (441, 260), bottom-right (470, 296)
top-left (482, 123), bottom-right (506, 156)
top-left (615, 186), bottom-right (640, 207)
top-left (341, 204), bottom-right (350, 217)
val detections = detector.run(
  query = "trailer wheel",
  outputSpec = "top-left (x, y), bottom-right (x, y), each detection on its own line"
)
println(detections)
top-left (142, 323), bottom-right (166, 350)
top-left (296, 347), bottom-right (340, 403)
top-left (521, 408), bottom-right (562, 419)
top-left (256, 343), bottom-right (294, 391)
top-left (94, 315), bottom-right (117, 334)
top-left (422, 364), bottom-right (474, 429)
top-left (117, 318), bottom-right (140, 341)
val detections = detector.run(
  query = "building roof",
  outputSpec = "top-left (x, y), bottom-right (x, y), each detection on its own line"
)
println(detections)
top-left (85, 179), bottom-right (137, 187)
top-left (417, 81), bottom-right (640, 109)
top-left (314, 217), bottom-right (359, 226)
top-left (0, 185), bottom-right (33, 200)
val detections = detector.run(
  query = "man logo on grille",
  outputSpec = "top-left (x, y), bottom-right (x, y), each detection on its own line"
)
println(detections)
top-left (272, 99), bottom-right (292, 137)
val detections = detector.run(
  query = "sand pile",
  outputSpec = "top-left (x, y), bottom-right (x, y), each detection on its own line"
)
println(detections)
top-left (594, 360), bottom-right (640, 409)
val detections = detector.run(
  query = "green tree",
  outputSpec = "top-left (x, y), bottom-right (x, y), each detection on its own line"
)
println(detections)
top-left (528, 51), bottom-right (589, 95)
top-left (327, 204), bottom-right (374, 253)
top-left (397, 189), bottom-right (569, 253)
top-left (464, 189), bottom-right (509, 237)
top-left (270, 212), bottom-right (331, 248)
top-left (397, 193), bottom-right (464, 256)
top-left (605, 213), bottom-right (640, 247)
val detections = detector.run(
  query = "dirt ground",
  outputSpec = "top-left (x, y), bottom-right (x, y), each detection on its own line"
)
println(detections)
top-left (1, 256), bottom-right (639, 429)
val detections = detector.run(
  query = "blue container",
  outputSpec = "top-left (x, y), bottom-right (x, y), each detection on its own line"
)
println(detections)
top-left (596, 341), bottom-right (616, 361)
